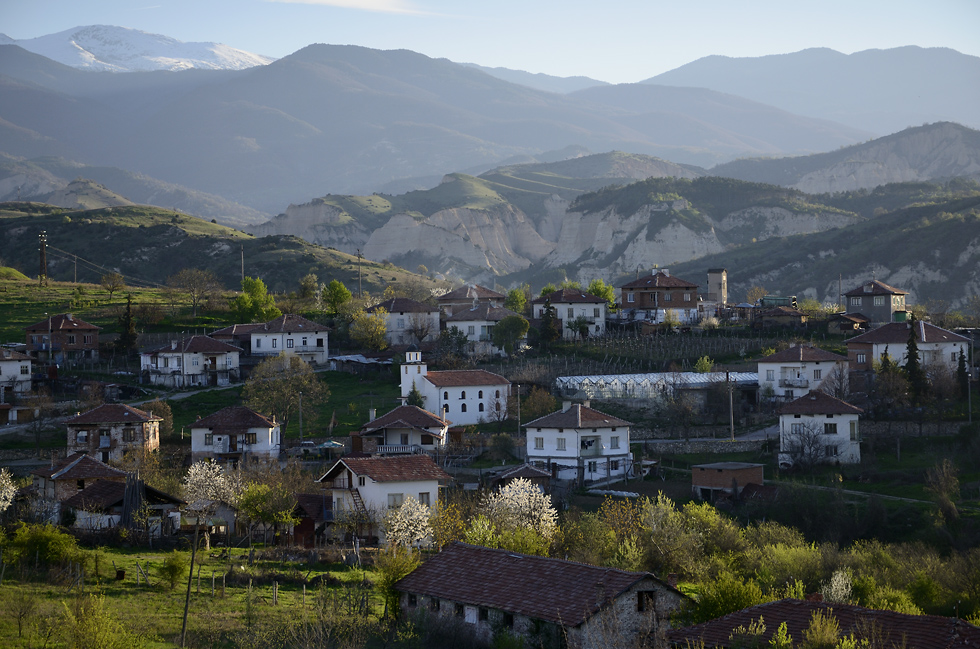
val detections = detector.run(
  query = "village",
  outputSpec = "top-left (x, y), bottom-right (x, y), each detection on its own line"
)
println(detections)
top-left (0, 267), bottom-right (978, 649)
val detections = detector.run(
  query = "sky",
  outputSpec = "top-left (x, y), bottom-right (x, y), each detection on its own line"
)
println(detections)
top-left (2, 0), bottom-right (979, 83)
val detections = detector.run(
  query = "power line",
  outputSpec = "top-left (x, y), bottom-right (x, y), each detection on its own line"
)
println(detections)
top-left (45, 244), bottom-right (168, 289)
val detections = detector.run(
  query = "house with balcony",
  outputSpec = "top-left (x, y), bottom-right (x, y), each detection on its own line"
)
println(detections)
top-left (66, 404), bottom-right (162, 464)
top-left (846, 321), bottom-right (969, 373)
top-left (399, 350), bottom-right (509, 425)
top-left (25, 313), bottom-right (100, 363)
top-left (0, 348), bottom-right (32, 398)
top-left (350, 405), bottom-right (450, 456)
top-left (778, 391), bottom-right (862, 468)
top-left (366, 297), bottom-right (441, 346)
top-left (844, 280), bottom-right (909, 326)
top-left (531, 288), bottom-right (607, 339)
top-left (141, 336), bottom-right (242, 388)
top-left (525, 402), bottom-right (632, 484)
top-left (189, 406), bottom-right (280, 463)
top-left (445, 304), bottom-right (525, 356)
top-left (436, 284), bottom-right (505, 318)
top-left (757, 345), bottom-right (849, 401)
top-left (250, 314), bottom-right (328, 364)
top-left (618, 270), bottom-right (700, 325)
top-left (317, 454), bottom-right (450, 540)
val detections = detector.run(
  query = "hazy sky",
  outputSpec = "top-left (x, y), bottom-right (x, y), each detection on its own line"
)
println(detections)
top-left (3, 0), bottom-right (979, 83)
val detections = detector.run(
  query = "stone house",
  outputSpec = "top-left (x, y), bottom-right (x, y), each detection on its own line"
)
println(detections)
top-left (692, 462), bottom-right (764, 502)
top-left (350, 405), bottom-right (450, 456)
top-left (65, 403), bottom-right (162, 463)
top-left (445, 304), bottom-right (525, 355)
top-left (757, 345), bottom-right (849, 401)
top-left (30, 452), bottom-right (127, 519)
top-left (366, 297), bottom-right (441, 346)
top-left (62, 477), bottom-right (184, 536)
top-left (531, 288), bottom-right (607, 339)
top-left (436, 284), bottom-right (505, 318)
top-left (778, 390), bottom-right (862, 468)
top-left (399, 350), bottom-right (509, 425)
top-left (618, 270), bottom-right (700, 325)
top-left (525, 402), bottom-right (633, 484)
top-left (0, 348), bottom-right (32, 397)
top-left (189, 405), bottom-right (280, 463)
top-left (25, 313), bottom-right (100, 363)
top-left (250, 314), bottom-right (328, 364)
top-left (141, 335), bottom-right (242, 388)
top-left (846, 321), bottom-right (969, 373)
top-left (844, 279), bottom-right (909, 326)
top-left (396, 543), bottom-right (687, 649)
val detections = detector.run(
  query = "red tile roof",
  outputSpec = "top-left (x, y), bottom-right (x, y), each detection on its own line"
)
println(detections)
top-left (531, 288), bottom-right (606, 305)
top-left (357, 405), bottom-right (449, 436)
top-left (395, 543), bottom-right (665, 627)
top-left (0, 349), bottom-right (32, 361)
top-left (257, 314), bottom-right (327, 334)
top-left (620, 272), bottom-right (698, 290)
top-left (445, 305), bottom-right (523, 323)
top-left (66, 403), bottom-right (161, 425)
top-left (423, 369), bottom-right (509, 388)
top-left (779, 391), bottom-right (863, 416)
top-left (145, 335), bottom-right (243, 354)
top-left (294, 492), bottom-right (332, 521)
top-left (847, 322), bottom-right (969, 346)
top-left (319, 454), bottom-right (450, 484)
top-left (524, 404), bottom-right (632, 429)
top-left (191, 406), bottom-right (276, 431)
top-left (844, 280), bottom-right (908, 297)
top-left (210, 323), bottom-right (264, 338)
top-left (25, 313), bottom-right (100, 332)
top-left (62, 479), bottom-right (183, 511)
top-left (667, 598), bottom-right (980, 649)
top-left (32, 452), bottom-right (127, 481)
top-left (759, 346), bottom-right (847, 363)
top-left (367, 297), bottom-right (438, 314)
top-left (497, 463), bottom-right (552, 481)
top-left (437, 285), bottom-right (506, 302)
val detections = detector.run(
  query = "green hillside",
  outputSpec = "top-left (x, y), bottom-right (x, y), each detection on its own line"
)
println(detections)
top-left (0, 202), bottom-right (444, 295)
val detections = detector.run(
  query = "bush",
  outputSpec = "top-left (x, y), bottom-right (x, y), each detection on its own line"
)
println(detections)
top-left (157, 550), bottom-right (188, 589)
top-left (10, 523), bottom-right (79, 569)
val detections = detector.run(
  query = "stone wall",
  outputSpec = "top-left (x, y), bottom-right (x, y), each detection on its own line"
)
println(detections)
top-left (636, 439), bottom-right (765, 455)
top-left (860, 420), bottom-right (965, 438)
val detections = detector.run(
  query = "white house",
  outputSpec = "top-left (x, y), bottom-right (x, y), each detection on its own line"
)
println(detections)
top-left (190, 406), bottom-right (280, 463)
top-left (351, 405), bottom-right (450, 455)
top-left (525, 402), bottom-right (632, 484)
top-left (531, 288), bottom-right (607, 340)
top-left (317, 454), bottom-right (451, 539)
top-left (757, 345), bottom-right (849, 401)
top-left (0, 348), bottom-right (32, 398)
top-left (141, 336), bottom-right (242, 388)
top-left (250, 314), bottom-right (328, 364)
top-left (399, 350), bottom-right (509, 425)
top-left (366, 297), bottom-right (441, 346)
top-left (436, 284), bottom-right (505, 318)
top-left (846, 321), bottom-right (969, 374)
top-left (778, 391), bottom-right (862, 468)
top-left (445, 304), bottom-right (525, 356)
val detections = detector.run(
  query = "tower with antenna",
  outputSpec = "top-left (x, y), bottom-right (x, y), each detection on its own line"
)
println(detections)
top-left (38, 231), bottom-right (48, 286)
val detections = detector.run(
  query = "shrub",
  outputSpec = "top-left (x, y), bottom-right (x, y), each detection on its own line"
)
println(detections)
top-left (10, 523), bottom-right (79, 569)
top-left (158, 550), bottom-right (188, 589)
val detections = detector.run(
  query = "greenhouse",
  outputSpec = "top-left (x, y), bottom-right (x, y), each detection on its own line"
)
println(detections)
top-left (556, 371), bottom-right (758, 401)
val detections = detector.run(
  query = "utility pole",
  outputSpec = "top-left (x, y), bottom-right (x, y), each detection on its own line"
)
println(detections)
top-left (727, 371), bottom-right (735, 441)
top-left (38, 231), bottom-right (47, 286)
top-left (356, 249), bottom-right (363, 298)
top-left (241, 245), bottom-right (244, 283)
top-left (298, 392), bottom-right (303, 442)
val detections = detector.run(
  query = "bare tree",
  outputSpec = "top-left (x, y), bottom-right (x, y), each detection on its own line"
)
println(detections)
top-left (22, 389), bottom-right (55, 457)
top-left (820, 364), bottom-right (851, 401)
top-left (406, 311), bottom-right (434, 344)
top-left (100, 272), bottom-right (125, 301)
top-left (781, 420), bottom-right (827, 471)
top-left (167, 268), bottom-right (221, 319)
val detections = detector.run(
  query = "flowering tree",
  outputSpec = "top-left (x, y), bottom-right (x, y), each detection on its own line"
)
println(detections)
top-left (0, 467), bottom-right (16, 515)
top-left (484, 477), bottom-right (557, 539)
top-left (383, 496), bottom-right (432, 548)
top-left (183, 460), bottom-right (238, 505)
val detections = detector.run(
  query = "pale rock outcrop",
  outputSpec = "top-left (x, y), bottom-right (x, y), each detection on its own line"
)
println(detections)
top-left (250, 201), bottom-right (370, 253)
top-left (716, 206), bottom-right (861, 241)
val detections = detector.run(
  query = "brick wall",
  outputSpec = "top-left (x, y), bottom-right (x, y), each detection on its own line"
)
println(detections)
top-left (692, 465), bottom-right (764, 490)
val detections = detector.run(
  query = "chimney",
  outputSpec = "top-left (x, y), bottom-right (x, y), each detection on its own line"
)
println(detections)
top-left (66, 313), bottom-right (73, 321)
top-left (369, 408), bottom-right (376, 421)
top-left (662, 268), bottom-right (669, 277)
top-left (582, 400), bottom-right (590, 409)
top-left (562, 400), bottom-right (572, 412)
top-left (171, 341), bottom-right (177, 350)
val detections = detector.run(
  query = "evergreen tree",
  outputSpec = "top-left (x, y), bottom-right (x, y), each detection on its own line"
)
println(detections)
top-left (958, 347), bottom-right (970, 402)
top-left (538, 299), bottom-right (561, 345)
top-left (903, 315), bottom-right (928, 404)
top-left (116, 294), bottom-right (138, 355)
top-left (407, 381), bottom-right (426, 408)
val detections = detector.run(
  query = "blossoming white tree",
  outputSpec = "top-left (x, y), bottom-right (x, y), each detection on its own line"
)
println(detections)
top-left (182, 460), bottom-right (238, 505)
top-left (484, 477), bottom-right (557, 539)
top-left (0, 467), bottom-right (16, 515)
top-left (383, 496), bottom-right (432, 548)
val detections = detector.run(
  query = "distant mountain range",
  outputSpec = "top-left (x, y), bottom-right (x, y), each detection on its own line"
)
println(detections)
top-left (0, 25), bottom-right (273, 72)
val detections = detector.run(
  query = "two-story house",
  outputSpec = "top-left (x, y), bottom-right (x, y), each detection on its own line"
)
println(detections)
top-left (436, 284), bottom-right (505, 318)
top-left (351, 405), bottom-right (450, 455)
top-left (0, 348), bottom-right (32, 398)
top-left (843, 280), bottom-right (909, 326)
top-left (445, 305), bottom-right (525, 355)
top-left (31, 452), bottom-right (127, 520)
top-left (250, 314), bottom-right (328, 364)
top-left (531, 288), bottom-right (607, 339)
top-left (25, 313), bottom-right (100, 363)
top-left (399, 350), bottom-right (509, 425)
top-left (525, 402), bottom-right (632, 484)
top-left (366, 297), bottom-right (441, 346)
top-left (189, 406), bottom-right (280, 463)
top-left (66, 404), bottom-right (162, 464)
top-left (141, 336), bottom-right (242, 388)
top-left (618, 270), bottom-right (700, 324)
top-left (757, 345), bottom-right (849, 401)
top-left (778, 390), bottom-right (862, 468)
top-left (846, 321), bottom-right (969, 373)
top-left (317, 454), bottom-right (450, 539)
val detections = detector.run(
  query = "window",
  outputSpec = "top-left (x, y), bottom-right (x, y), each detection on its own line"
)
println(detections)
top-left (503, 613), bottom-right (514, 628)
top-left (684, 293), bottom-right (691, 302)
top-left (479, 403), bottom-right (484, 412)
top-left (430, 598), bottom-right (440, 612)
top-left (467, 325), bottom-right (475, 336)
top-left (567, 308), bottom-right (574, 318)
top-left (766, 369), bottom-right (775, 381)
top-left (850, 297), bottom-right (862, 307)
top-left (246, 433), bottom-right (257, 445)
top-left (397, 318), bottom-right (405, 329)
top-left (850, 420), bottom-right (858, 441)
top-left (637, 591), bottom-right (657, 612)
top-left (287, 339), bottom-right (294, 348)
top-left (856, 353), bottom-right (866, 364)
top-left (302, 337), bottom-right (307, 346)
top-left (408, 594), bottom-right (417, 607)
top-left (387, 493), bottom-right (404, 509)
top-left (444, 391), bottom-right (449, 400)
top-left (20, 365), bottom-right (29, 375)
top-left (84, 335), bottom-right (93, 344)
top-left (460, 391), bottom-right (466, 399)
top-left (76, 431), bottom-right (88, 444)
top-left (874, 296), bottom-right (885, 306)
top-left (444, 404), bottom-right (449, 413)
top-left (610, 460), bottom-right (620, 471)
top-left (594, 307), bottom-right (600, 317)
top-left (627, 293), bottom-right (635, 303)
top-left (272, 339), bottom-right (277, 348)
top-left (556, 438), bottom-right (566, 451)
top-left (123, 428), bottom-right (135, 442)
top-left (588, 461), bottom-right (597, 472)
top-left (67, 334), bottom-right (76, 344)
top-left (791, 423), bottom-right (804, 435)
top-left (785, 390), bottom-right (794, 399)
top-left (951, 352), bottom-right (957, 362)
top-left (316, 338), bottom-right (324, 348)
top-left (496, 389), bottom-right (501, 398)
top-left (824, 423), bottom-right (837, 435)
top-left (478, 390), bottom-right (483, 399)
top-left (813, 369), bottom-right (822, 380)
top-left (610, 436), bottom-right (620, 449)
top-left (418, 492), bottom-right (430, 506)
top-left (255, 339), bottom-right (261, 349)
top-left (534, 437), bottom-right (544, 450)
top-left (461, 403), bottom-right (467, 413)
top-left (479, 608), bottom-right (489, 621)
top-left (192, 358), bottom-right (199, 366)
top-left (664, 292), bottom-right (672, 301)
top-left (421, 434), bottom-right (433, 445)
top-left (400, 433), bottom-right (409, 445)
top-left (825, 444), bottom-right (839, 457)
top-left (204, 434), bottom-right (214, 446)
top-left (455, 604), bottom-right (465, 619)
top-left (175, 357), bottom-right (181, 367)
top-left (358, 476), bottom-right (366, 487)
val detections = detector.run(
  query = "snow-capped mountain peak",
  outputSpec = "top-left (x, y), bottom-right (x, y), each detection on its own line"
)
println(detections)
top-left (3, 25), bottom-right (274, 72)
